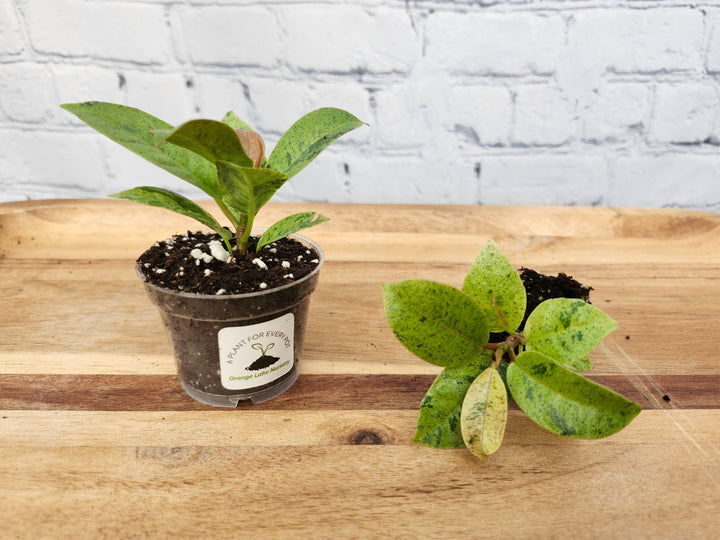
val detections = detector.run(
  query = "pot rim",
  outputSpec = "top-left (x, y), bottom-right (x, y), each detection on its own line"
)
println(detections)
top-left (135, 229), bottom-right (325, 300)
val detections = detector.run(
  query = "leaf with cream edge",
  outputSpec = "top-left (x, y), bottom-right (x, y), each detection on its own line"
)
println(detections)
top-left (382, 280), bottom-right (490, 368)
top-left (110, 186), bottom-right (233, 251)
top-left (462, 240), bottom-right (526, 333)
top-left (268, 108), bottom-right (366, 179)
top-left (507, 351), bottom-right (641, 439)
top-left (151, 119), bottom-right (253, 168)
top-left (221, 111), bottom-right (255, 132)
top-left (258, 212), bottom-right (329, 251)
top-left (60, 101), bottom-right (222, 198)
top-left (524, 298), bottom-right (618, 371)
top-left (412, 350), bottom-right (493, 448)
top-left (461, 366), bottom-right (508, 459)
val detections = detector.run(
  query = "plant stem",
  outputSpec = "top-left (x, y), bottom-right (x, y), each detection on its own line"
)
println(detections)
top-left (216, 199), bottom-right (244, 255)
top-left (485, 333), bottom-right (526, 368)
top-left (238, 208), bottom-right (255, 255)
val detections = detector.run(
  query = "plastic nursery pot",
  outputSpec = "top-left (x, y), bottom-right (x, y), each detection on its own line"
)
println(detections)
top-left (137, 233), bottom-right (324, 407)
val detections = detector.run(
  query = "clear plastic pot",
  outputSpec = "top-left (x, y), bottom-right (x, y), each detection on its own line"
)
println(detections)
top-left (137, 233), bottom-right (323, 407)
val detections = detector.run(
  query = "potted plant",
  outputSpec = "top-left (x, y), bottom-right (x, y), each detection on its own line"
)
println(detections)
top-left (61, 101), bottom-right (366, 406)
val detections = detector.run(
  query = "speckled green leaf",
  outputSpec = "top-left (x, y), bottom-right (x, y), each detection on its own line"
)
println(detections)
top-left (151, 119), bottom-right (253, 168)
top-left (110, 186), bottom-right (232, 244)
top-left (383, 280), bottom-right (490, 368)
top-left (60, 101), bottom-right (221, 198)
top-left (221, 111), bottom-right (255, 131)
top-left (258, 212), bottom-right (329, 250)
top-left (216, 161), bottom-right (288, 216)
top-left (412, 351), bottom-right (493, 448)
top-left (461, 366), bottom-right (508, 459)
top-left (462, 240), bottom-right (526, 333)
top-left (268, 108), bottom-right (365, 179)
top-left (507, 351), bottom-right (641, 439)
top-left (524, 298), bottom-right (618, 371)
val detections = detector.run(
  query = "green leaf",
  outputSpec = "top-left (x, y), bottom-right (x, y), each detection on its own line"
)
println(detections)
top-left (462, 240), bottom-right (526, 333)
top-left (216, 161), bottom-right (288, 217)
top-left (507, 351), bottom-right (641, 439)
top-left (151, 119), bottom-right (253, 168)
top-left (524, 298), bottom-right (618, 371)
top-left (461, 366), bottom-right (508, 459)
top-left (382, 280), bottom-right (490, 368)
top-left (61, 101), bottom-right (221, 198)
top-left (268, 107), bottom-right (366, 179)
top-left (257, 212), bottom-right (329, 251)
top-left (110, 186), bottom-right (232, 244)
top-left (221, 111), bottom-right (255, 131)
top-left (412, 351), bottom-right (493, 448)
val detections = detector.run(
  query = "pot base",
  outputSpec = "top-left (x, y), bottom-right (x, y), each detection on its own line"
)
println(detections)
top-left (181, 365), bottom-right (300, 406)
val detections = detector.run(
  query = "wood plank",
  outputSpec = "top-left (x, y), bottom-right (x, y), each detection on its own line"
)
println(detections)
top-left (2, 200), bottom-right (720, 264)
top-left (1, 374), bottom-right (717, 411)
top-left (1, 412), bottom-right (718, 537)
top-left (2, 257), bottom-right (720, 377)
top-left (1, 409), bottom-right (718, 448)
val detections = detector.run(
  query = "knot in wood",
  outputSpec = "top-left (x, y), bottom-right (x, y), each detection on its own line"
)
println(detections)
top-left (348, 428), bottom-right (390, 445)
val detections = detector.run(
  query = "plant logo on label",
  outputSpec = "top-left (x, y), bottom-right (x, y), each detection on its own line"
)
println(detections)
top-left (218, 313), bottom-right (294, 390)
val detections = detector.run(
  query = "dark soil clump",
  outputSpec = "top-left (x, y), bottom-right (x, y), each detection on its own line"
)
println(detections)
top-left (519, 267), bottom-right (592, 327)
top-left (492, 268), bottom-right (592, 342)
top-left (137, 230), bottom-right (321, 295)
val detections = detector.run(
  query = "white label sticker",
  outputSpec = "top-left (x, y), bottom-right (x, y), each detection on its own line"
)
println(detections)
top-left (218, 313), bottom-right (294, 390)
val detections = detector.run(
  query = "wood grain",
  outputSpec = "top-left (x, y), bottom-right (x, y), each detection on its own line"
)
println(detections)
top-left (0, 374), bottom-right (718, 411)
top-left (1, 199), bottom-right (719, 538)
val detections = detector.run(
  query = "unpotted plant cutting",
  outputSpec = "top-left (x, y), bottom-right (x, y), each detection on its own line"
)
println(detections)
top-left (61, 101), bottom-right (365, 406)
top-left (383, 241), bottom-right (641, 460)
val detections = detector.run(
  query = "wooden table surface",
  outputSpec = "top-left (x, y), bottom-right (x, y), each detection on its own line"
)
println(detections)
top-left (1, 199), bottom-right (719, 538)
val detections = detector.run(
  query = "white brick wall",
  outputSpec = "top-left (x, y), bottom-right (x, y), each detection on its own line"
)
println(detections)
top-left (1, 0), bottom-right (719, 211)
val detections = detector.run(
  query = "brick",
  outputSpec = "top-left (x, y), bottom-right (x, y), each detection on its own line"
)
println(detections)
top-left (650, 83), bottom-right (719, 144)
top-left (479, 155), bottom-right (608, 206)
top-left (582, 83), bottom-right (651, 143)
top-left (446, 86), bottom-right (512, 146)
top-left (282, 150), bottom-right (479, 204)
top-left (373, 68), bottom-right (511, 148)
top-left (271, 154), bottom-right (350, 203)
top-left (26, 0), bottom-right (171, 64)
top-left (0, 63), bottom-right (57, 122)
top-left (242, 78), bottom-right (309, 135)
top-left (237, 77), bottom-right (371, 144)
top-left (0, 0), bottom-right (24, 56)
top-left (425, 12), bottom-right (564, 75)
top-left (0, 130), bottom-right (107, 197)
top-left (373, 82), bottom-right (434, 148)
top-left (609, 155), bottom-right (720, 209)
top-left (707, 10), bottom-right (720, 73)
top-left (124, 71), bottom-right (196, 125)
top-left (512, 85), bottom-right (575, 146)
top-left (345, 155), bottom-right (478, 204)
top-left (53, 65), bottom-right (125, 121)
top-left (567, 9), bottom-right (703, 74)
top-left (194, 75), bottom-right (255, 125)
top-left (177, 6), bottom-right (281, 67)
top-left (281, 5), bottom-right (416, 73)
